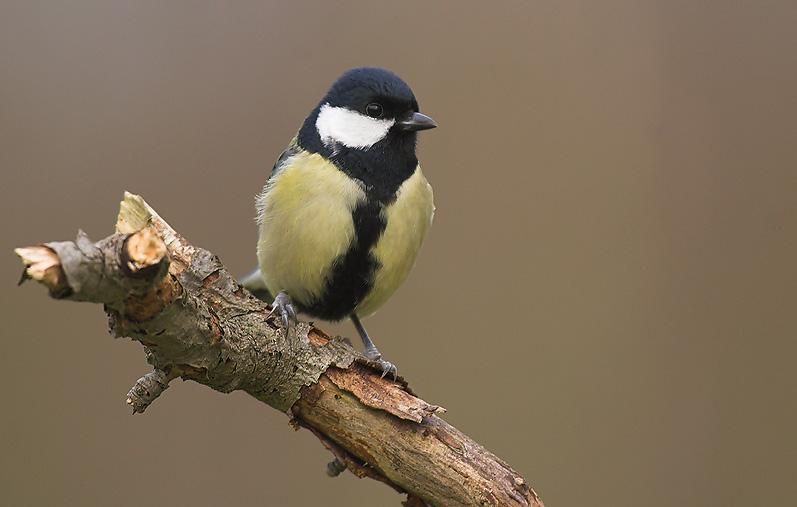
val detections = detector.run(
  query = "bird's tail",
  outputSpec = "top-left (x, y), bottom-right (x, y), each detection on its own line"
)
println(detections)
top-left (239, 268), bottom-right (273, 303)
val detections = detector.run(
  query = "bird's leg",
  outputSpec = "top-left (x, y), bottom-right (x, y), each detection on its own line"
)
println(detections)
top-left (351, 313), bottom-right (397, 380)
top-left (268, 291), bottom-right (297, 333)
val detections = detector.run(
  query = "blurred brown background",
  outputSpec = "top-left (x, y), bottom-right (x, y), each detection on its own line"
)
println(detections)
top-left (1, 1), bottom-right (795, 506)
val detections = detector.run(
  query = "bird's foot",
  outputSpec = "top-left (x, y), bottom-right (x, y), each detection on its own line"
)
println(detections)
top-left (268, 291), bottom-right (297, 333)
top-left (364, 345), bottom-right (398, 380)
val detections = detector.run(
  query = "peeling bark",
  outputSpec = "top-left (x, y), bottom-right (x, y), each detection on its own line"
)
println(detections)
top-left (15, 192), bottom-right (543, 507)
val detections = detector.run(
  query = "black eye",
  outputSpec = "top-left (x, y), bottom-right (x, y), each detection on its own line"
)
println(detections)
top-left (365, 103), bottom-right (384, 118)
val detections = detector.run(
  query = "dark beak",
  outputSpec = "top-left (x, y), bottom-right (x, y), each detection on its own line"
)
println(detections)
top-left (397, 112), bottom-right (438, 131)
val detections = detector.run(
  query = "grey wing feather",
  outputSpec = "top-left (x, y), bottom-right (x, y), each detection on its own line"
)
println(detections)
top-left (256, 136), bottom-right (300, 225)
top-left (270, 136), bottom-right (301, 179)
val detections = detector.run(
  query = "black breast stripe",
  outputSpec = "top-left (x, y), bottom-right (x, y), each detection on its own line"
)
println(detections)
top-left (299, 199), bottom-right (385, 321)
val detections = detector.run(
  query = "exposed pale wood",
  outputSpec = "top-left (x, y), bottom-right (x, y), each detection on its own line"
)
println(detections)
top-left (123, 227), bottom-right (167, 274)
top-left (15, 245), bottom-right (69, 297)
top-left (294, 371), bottom-right (540, 506)
top-left (15, 192), bottom-right (543, 507)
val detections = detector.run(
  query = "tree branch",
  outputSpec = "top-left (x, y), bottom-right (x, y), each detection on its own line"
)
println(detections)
top-left (15, 192), bottom-right (543, 507)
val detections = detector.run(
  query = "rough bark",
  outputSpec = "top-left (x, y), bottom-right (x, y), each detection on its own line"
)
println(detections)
top-left (15, 192), bottom-right (544, 507)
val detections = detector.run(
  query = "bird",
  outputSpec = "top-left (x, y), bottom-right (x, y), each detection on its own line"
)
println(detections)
top-left (240, 67), bottom-right (437, 378)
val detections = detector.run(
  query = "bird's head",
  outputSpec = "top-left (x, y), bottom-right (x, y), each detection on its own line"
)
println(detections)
top-left (302, 67), bottom-right (436, 153)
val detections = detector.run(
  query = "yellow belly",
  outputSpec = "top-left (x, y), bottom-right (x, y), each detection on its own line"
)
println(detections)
top-left (256, 151), bottom-right (365, 305)
top-left (356, 167), bottom-right (435, 317)
top-left (257, 151), bottom-right (434, 318)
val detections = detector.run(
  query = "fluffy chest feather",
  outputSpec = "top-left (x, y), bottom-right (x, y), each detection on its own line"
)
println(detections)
top-left (356, 168), bottom-right (434, 316)
top-left (256, 151), bottom-right (434, 319)
top-left (256, 151), bottom-right (365, 305)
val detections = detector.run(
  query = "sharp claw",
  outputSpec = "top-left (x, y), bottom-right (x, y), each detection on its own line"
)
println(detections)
top-left (363, 348), bottom-right (397, 380)
top-left (270, 291), bottom-right (298, 334)
top-left (378, 359), bottom-right (397, 381)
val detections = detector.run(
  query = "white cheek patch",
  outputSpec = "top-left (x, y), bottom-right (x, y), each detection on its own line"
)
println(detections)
top-left (315, 103), bottom-right (395, 150)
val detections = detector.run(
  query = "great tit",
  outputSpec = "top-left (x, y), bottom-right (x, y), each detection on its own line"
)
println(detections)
top-left (241, 67), bottom-right (437, 378)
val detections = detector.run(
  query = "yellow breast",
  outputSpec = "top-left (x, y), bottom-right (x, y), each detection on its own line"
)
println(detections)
top-left (356, 166), bottom-right (435, 317)
top-left (256, 151), bottom-right (365, 305)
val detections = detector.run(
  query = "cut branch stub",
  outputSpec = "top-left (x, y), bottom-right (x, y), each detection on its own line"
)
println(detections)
top-left (16, 227), bottom-right (169, 307)
top-left (15, 245), bottom-right (70, 297)
top-left (122, 227), bottom-right (168, 277)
